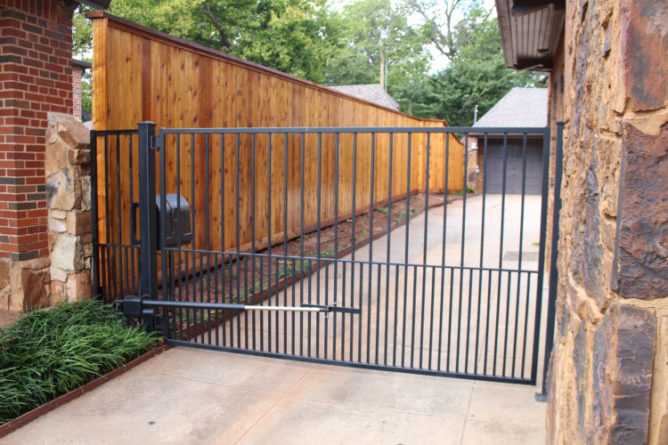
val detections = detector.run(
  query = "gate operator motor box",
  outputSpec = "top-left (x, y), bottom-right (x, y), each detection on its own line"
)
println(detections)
top-left (156, 194), bottom-right (193, 247)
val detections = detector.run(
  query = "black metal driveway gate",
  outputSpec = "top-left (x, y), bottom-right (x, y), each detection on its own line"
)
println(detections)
top-left (93, 123), bottom-right (563, 391)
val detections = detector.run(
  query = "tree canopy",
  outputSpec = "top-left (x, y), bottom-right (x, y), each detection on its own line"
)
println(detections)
top-left (74, 0), bottom-right (541, 126)
top-left (103, 0), bottom-right (341, 83)
top-left (409, 2), bottom-right (539, 125)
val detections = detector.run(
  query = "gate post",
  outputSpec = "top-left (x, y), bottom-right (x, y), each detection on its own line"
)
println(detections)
top-left (537, 121), bottom-right (565, 400)
top-left (136, 122), bottom-right (158, 318)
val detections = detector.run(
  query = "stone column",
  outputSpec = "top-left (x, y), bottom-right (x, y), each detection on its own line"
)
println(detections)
top-left (45, 113), bottom-right (93, 304)
top-left (545, 1), bottom-right (668, 444)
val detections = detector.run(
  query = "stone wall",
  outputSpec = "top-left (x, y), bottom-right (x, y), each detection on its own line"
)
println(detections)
top-left (46, 113), bottom-right (92, 305)
top-left (546, 1), bottom-right (667, 444)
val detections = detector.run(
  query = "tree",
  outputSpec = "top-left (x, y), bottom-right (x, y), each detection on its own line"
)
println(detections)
top-left (104, 0), bottom-right (341, 83)
top-left (72, 0), bottom-right (539, 125)
top-left (408, 2), bottom-right (541, 125)
top-left (72, 5), bottom-right (94, 58)
top-left (405, 0), bottom-right (465, 59)
top-left (323, 0), bottom-right (432, 115)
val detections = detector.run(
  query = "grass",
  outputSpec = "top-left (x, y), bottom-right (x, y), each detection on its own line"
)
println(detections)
top-left (392, 206), bottom-right (420, 224)
top-left (0, 300), bottom-right (160, 424)
top-left (449, 187), bottom-right (476, 196)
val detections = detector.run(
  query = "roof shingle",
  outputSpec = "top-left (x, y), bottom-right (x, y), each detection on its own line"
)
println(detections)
top-left (329, 84), bottom-right (400, 111)
top-left (474, 87), bottom-right (548, 127)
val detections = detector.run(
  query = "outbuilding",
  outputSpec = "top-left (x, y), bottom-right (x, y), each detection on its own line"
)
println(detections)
top-left (472, 87), bottom-right (548, 194)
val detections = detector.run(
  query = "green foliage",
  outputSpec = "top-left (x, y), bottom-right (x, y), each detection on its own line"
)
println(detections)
top-left (81, 70), bottom-right (92, 121)
top-left (323, 0), bottom-right (432, 113)
top-left (0, 301), bottom-right (159, 423)
top-left (72, 5), bottom-right (94, 58)
top-left (106, 0), bottom-right (341, 83)
top-left (71, 0), bottom-right (541, 125)
top-left (409, 2), bottom-right (541, 125)
top-left (449, 187), bottom-right (475, 196)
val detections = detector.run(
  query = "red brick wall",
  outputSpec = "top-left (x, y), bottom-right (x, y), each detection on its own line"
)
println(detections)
top-left (72, 65), bottom-right (82, 120)
top-left (0, 0), bottom-right (76, 261)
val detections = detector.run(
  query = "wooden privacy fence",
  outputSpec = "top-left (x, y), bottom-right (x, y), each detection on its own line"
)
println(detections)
top-left (88, 13), bottom-right (465, 297)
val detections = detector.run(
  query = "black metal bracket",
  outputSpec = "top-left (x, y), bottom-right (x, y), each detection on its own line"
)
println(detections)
top-left (301, 304), bottom-right (361, 315)
top-left (151, 134), bottom-right (162, 151)
top-left (116, 295), bottom-right (160, 332)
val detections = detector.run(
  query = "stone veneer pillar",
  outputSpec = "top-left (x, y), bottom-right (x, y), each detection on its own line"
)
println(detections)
top-left (45, 113), bottom-right (93, 304)
top-left (545, 0), bottom-right (668, 444)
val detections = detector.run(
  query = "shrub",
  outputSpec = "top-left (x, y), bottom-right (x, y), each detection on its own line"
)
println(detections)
top-left (0, 300), bottom-right (159, 423)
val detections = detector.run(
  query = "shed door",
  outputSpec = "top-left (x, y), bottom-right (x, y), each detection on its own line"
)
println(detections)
top-left (484, 143), bottom-right (543, 194)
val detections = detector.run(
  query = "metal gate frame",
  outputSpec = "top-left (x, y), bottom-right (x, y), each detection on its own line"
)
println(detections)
top-left (93, 122), bottom-right (564, 396)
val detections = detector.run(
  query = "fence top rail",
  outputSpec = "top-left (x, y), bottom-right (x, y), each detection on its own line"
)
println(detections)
top-left (91, 129), bottom-right (139, 136)
top-left (158, 126), bottom-right (550, 136)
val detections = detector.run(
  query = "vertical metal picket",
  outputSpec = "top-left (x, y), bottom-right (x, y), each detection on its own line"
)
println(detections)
top-left (90, 130), bottom-right (101, 300)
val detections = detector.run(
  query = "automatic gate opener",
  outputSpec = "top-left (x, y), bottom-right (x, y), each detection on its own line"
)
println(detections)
top-left (118, 297), bottom-right (360, 316)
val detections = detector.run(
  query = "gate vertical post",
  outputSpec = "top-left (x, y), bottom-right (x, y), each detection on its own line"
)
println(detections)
top-left (90, 130), bottom-right (102, 300)
top-left (537, 121), bottom-right (565, 400)
top-left (138, 122), bottom-right (158, 303)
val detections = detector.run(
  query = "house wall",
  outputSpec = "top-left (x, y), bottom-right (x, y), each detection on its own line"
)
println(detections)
top-left (0, 0), bottom-right (77, 310)
top-left (546, 1), bottom-right (667, 444)
top-left (72, 65), bottom-right (82, 120)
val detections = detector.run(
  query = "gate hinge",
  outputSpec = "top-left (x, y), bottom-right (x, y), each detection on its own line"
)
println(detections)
top-left (151, 135), bottom-right (162, 151)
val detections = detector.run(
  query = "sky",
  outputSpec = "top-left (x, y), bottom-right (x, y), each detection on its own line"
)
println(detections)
top-left (333, 0), bottom-right (499, 73)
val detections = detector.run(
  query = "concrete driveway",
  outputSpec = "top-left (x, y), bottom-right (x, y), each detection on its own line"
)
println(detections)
top-left (4, 347), bottom-right (546, 444)
top-left (208, 194), bottom-right (547, 381)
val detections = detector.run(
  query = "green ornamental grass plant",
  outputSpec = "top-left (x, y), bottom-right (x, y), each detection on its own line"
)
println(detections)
top-left (0, 300), bottom-right (159, 424)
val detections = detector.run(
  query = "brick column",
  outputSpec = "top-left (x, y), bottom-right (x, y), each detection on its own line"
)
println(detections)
top-left (72, 64), bottom-right (82, 120)
top-left (0, 0), bottom-right (77, 311)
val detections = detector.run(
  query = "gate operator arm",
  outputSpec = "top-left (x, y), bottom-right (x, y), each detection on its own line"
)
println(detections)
top-left (116, 296), bottom-right (360, 331)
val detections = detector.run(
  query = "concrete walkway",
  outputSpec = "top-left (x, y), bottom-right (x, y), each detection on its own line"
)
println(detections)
top-left (4, 347), bottom-right (546, 444)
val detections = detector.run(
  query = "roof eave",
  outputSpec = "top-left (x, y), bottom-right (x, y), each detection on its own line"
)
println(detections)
top-left (76, 0), bottom-right (111, 9)
top-left (510, 0), bottom-right (565, 15)
top-left (72, 58), bottom-right (92, 69)
top-left (495, 0), bottom-right (565, 72)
